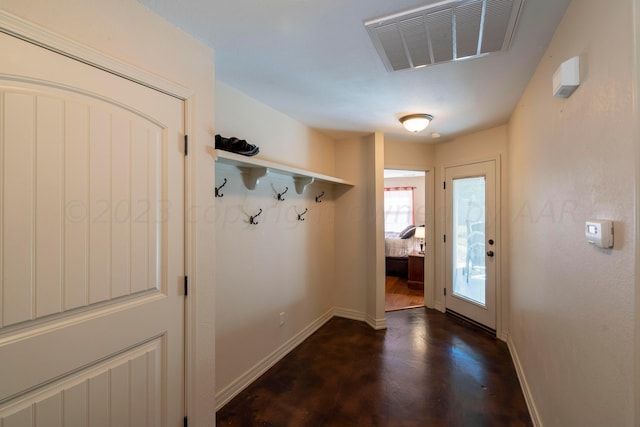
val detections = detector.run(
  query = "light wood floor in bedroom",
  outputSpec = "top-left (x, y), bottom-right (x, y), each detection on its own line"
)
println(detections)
top-left (385, 275), bottom-right (424, 311)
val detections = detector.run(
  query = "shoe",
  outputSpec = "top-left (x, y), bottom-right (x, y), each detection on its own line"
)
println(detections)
top-left (215, 134), bottom-right (259, 156)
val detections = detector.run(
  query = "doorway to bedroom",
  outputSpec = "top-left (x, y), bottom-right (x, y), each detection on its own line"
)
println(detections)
top-left (384, 169), bottom-right (427, 311)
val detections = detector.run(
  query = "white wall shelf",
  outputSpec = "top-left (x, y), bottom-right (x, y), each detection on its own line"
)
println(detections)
top-left (214, 149), bottom-right (355, 193)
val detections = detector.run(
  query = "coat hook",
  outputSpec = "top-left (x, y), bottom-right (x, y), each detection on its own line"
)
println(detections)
top-left (249, 208), bottom-right (263, 225)
top-left (277, 186), bottom-right (289, 201)
top-left (297, 208), bottom-right (309, 221)
top-left (315, 191), bottom-right (325, 203)
top-left (215, 178), bottom-right (228, 198)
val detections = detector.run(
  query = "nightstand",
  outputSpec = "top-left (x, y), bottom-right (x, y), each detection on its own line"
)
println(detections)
top-left (408, 252), bottom-right (425, 290)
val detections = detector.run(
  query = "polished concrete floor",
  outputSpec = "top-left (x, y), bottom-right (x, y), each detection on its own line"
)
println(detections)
top-left (216, 308), bottom-right (532, 426)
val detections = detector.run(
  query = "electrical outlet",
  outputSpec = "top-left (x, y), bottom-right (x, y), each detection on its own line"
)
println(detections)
top-left (279, 312), bottom-right (285, 326)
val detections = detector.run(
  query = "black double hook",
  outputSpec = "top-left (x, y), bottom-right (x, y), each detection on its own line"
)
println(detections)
top-left (249, 209), bottom-right (263, 225)
top-left (315, 191), bottom-right (325, 203)
top-left (297, 208), bottom-right (309, 221)
top-left (277, 186), bottom-right (289, 201)
top-left (215, 178), bottom-right (228, 198)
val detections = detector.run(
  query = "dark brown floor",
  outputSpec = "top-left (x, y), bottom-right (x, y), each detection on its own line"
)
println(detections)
top-left (216, 308), bottom-right (532, 427)
top-left (385, 275), bottom-right (424, 312)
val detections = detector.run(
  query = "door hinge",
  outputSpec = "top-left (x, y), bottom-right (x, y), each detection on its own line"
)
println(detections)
top-left (444, 288), bottom-right (447, 296)
top-left (184, 276), bottom-right (188, 296)
top-left (443, 234), bottom-right (446, 243)
top-left (184, 416), bottom-right (188, 427)
top-left (443, 181), bottom-right (446, 190)
top-left (184, 135), bottom-right (189, 156)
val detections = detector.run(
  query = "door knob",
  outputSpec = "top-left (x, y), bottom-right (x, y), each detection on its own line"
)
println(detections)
top-left (486, 250), bottom-right (494, 257)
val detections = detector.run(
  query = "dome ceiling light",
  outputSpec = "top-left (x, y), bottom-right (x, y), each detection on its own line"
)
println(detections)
top-left (400, 114), bottom-right (433, 133)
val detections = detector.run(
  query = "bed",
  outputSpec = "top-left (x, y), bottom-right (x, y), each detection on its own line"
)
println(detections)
top-left (385, 228), bottom-right (421, 277)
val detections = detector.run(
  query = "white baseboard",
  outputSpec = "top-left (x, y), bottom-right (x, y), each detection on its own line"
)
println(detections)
top-left (333, 307), bottom-right (366, 322)
top-left (507, 337), bottom-right (542, 427)
top-left (365, 313), bottom-right (387, 330)
top-left (215, 308), bottom-right (334, 411)
top-left (334, 307), bottom-right (387, 330)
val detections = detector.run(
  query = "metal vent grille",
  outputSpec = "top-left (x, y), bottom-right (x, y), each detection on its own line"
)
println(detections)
top-left (365, 0), bottom-right (524, 72)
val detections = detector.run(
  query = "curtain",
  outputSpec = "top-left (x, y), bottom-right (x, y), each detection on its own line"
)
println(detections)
top-left (384, 187), bottom-right (414, 232)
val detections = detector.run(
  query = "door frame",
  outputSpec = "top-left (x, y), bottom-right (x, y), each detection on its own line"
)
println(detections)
top-left (382, 164), bottom-right (436, 310)
top-left (438, 155), bottom-right (504, 339)
top-left (0, 11), bottom-right (209, 423)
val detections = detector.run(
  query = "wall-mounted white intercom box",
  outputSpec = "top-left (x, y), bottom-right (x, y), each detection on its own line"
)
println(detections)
top-left (585, 220), bottom-right (614, 249)
top-left (553, 56), bottom-right (580, 98)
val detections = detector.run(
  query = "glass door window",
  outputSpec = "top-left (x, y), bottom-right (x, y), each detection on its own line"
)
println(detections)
top-left (452, 177), bottom-right (486, 306)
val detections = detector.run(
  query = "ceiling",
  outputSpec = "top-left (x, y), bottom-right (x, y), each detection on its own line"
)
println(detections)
top-left (137, 0), bottom-right (570, 143)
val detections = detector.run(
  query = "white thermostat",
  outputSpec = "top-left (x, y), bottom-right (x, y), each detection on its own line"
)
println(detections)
top-left (585, 220), bottom-right (614, 249)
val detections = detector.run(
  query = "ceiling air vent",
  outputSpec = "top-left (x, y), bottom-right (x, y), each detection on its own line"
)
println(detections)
top-left (364, 0), bottom-right (524, 72)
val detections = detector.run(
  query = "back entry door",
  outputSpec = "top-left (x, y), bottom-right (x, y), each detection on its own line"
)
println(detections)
top-left (444, 160), bottom-right (497, 330)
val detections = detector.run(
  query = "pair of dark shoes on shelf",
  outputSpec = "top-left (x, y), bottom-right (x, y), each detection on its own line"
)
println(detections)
top-left (215, 134), bottom-right (259, 156)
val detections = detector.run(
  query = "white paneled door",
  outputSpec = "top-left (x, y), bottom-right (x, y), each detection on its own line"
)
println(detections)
top-left (0, 32), bottom-right (185, 425)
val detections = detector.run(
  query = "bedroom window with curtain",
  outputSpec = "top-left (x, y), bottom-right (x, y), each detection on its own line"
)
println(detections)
top-left (384, 187), bottom-right (414, 232)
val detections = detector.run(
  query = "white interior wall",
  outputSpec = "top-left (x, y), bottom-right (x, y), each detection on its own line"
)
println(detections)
top-left (1, 1), bottom-right (217, 423)
top-left (332, 132), bottom-right (385, 329)
top-left (334, 136), bottom-right (373, 321)
top-left (507, 0), bottom-right (636, 424)
top-left (635, 1), bottom-right (640, 422)
top-left (367, 133), bottom-right (386, 327)
top-left (384, 139), bottom-right (434, 168)
top-left (214, 82), bottom-right (340, 404)
top-left (215, 83), bottom-right (335, 175)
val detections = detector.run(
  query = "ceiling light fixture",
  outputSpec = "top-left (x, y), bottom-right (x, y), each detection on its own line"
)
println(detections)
top-left (400, 114), bottom-right (433, 132)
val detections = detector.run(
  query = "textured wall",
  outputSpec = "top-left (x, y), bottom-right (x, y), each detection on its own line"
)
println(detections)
top-left (507, 0), bottom-right (636, 424)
